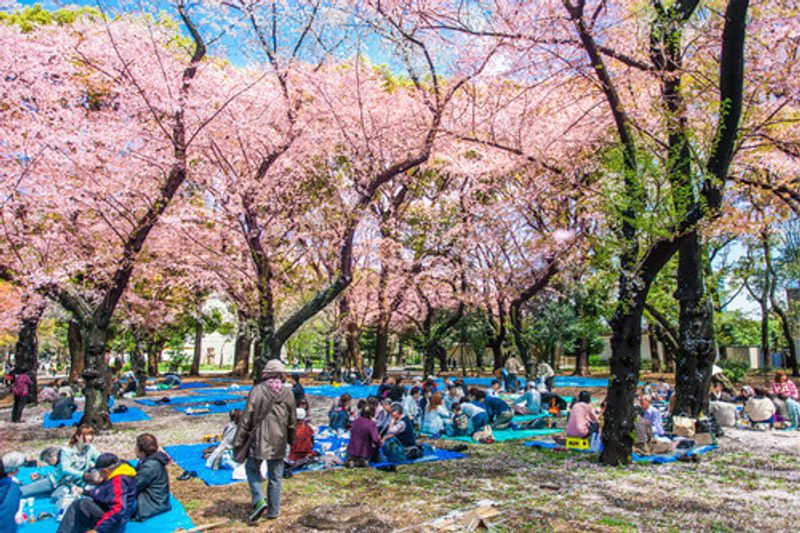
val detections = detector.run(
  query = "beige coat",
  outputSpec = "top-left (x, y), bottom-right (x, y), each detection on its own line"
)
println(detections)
top-left (234, 382), bottom-right (296, 461)
top-left (504, 356), bottom-right (525, 375)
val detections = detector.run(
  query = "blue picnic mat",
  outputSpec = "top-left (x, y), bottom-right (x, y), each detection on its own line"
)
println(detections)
top-left (136, 393), bottom-right (244, 407)
top-left (197, 386), bottom-right (252, 395)
top-left (43, 407), bottom-right (151, 429)
top-left (173, 401), bottom-right (247, 416)
top-left (166, 429), bottom-right (464, 486)
top-left (15, 466), bottom-right (193, 532)
top-left (524, 441), bottom-right (718, 464)
top-left (304, 384), bottom-right (378, 399)
top-left (164, 429), bottom-right (348, 487)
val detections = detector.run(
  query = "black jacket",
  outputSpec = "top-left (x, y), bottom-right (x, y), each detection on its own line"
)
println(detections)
top-left (51, 396), bottom-right (78, 420)
top-left (134, 451), bottom-right (171, 521)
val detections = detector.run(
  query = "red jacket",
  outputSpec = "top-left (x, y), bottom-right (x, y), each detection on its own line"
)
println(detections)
top-left (289, 422), bottom-right (315, 462)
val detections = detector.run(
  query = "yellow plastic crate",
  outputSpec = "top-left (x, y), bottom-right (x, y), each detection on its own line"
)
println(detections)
top-left (566, 437), bottom-right (590, 450)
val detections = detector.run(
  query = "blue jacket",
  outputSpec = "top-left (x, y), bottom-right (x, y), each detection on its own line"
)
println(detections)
top-left (87, 463), bottom-right (138, 533)
top-left (0, 477), bottom-right (21, 533)
top-left (483, 396), bottom-right (510, 422)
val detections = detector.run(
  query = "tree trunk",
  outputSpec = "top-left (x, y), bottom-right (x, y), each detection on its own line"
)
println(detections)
top-left (15, 305), bottom-right (44, 404)
top-left (190, 313), bottom-right (203, 376)
top-left (232, 328), bottom-right (251, 377)
top-left (146, 338), bottom-right (164, 377)
top-left (253, 331), bottom-right (282, 382)
top-left (766, 236), bottom-right (799, 376)
top-left (131, 338), bottom-right (147, 397)
top-left (67, 321), bottom-right (85, 383)
top-left (674, 234), bottom-right (716, 417)
top-left (510, 306), bottom-right (532, 377)
top-left (649, 330), bottom-right (662, 373)
top-left (574, 336), bottom-right (590, 376)
top-left (80, 326), bottom-right (112, 430)
top-left (601, 305), bottom-right (644, 466)
top-left (374, 320), bottom-right (390, 380)
top-left (345, 318), bottom-right (362, 373)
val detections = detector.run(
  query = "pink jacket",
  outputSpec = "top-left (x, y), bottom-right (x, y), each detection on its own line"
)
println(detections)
top-left (772, 380), bottom-right (798, 401)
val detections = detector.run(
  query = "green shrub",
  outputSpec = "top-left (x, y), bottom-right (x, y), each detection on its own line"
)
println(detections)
top-left (589, 355), bottom-right (604, 367)
top-left (719, 360), bottom-right (749, 384)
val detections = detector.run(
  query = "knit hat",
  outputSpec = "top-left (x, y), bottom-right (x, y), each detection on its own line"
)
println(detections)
top-left (263, 360), bottom-right (285, 374)
top-left (95, 453), bottom-right (120, 470)
top-left (296, 408), bottom-right (307, 420)
top-left (1, 452), bottom-right (26, 471)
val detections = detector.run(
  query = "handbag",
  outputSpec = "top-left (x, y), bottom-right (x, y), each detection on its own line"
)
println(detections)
top-left (233, 394), bottom-right (275, 463)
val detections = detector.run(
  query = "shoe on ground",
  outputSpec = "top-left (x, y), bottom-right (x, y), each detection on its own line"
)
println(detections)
top-left (249, 498), bottom-right (268, 524)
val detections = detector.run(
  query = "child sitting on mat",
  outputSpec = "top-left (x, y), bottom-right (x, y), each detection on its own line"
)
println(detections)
top-left (286, 408), bottom-right (317, 473)
top-left (205, 409), bottom-right (242, 470)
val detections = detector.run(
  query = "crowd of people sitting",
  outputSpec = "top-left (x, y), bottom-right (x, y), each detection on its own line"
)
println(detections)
top-left (707, 370), bottom-right (799, 430)
top-left (1, 426), bottom-right (172, 532)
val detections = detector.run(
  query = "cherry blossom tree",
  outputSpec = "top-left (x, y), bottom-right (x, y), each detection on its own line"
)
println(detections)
top-left (0, 4), bottom-right (253, 427)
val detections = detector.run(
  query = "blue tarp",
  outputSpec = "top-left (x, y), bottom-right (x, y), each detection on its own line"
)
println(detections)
top-left (304, 385), bottom-right (378, 399)
top-left (165, 430), bottom-right (465, 486)
top-left (43, 407), bottom-right (150, 429)
top-left (15, 467), bottom-right (194, 532)
top-left (524, 441), bottom-right (718, 464)
top-left (198, 386), bottom-right (252, 395)
top-left (135, 393), bottom-right (244, 407)
top-left (173, 401), bottom-right (247, 416)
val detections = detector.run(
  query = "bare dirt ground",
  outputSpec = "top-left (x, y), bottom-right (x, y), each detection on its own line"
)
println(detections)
top-left (1, 376), bottom-right (799, 533)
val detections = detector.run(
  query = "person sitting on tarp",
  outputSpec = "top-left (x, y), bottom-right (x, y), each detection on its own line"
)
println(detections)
top-left (133, 434), bottom-right (171, 521)
top-left (22, 426), bottom-right (100, 499)
top-left (346, 404), bottom-right (382, 468)
top-left (513, 382), bottom-right (541, 415)
top-left (449, 402), bottom-right (470, 436)
top-left (162, 373), bottom-right (182, 388)
top-left (381, 403), bottom-right (419, 462)
top-left (745, 387), bottom-right (776, 427)
top-left (388, 377), bottom-right (406, 402)
top-left (771, 370), bottom-right (798, 421)
top-left (286, 408), bottom-right (317, 474)
top-left (376, 376), bottom-right (394, 399)
top-left (205, 409), bottom-right (243, 470)
top-left (488, 380), bottom-right (502, 398)
top-left (633, 406), bottom-right (675, 456)
top-left (709, 382), bottom-right (733, 403)
top-left (401, 387), bottom-right (422, 428)
top-left (56, 453), bottom-right (137, 533)
top-left (421, 393), bottom-right (452, 436)
top-left (639, 395), bottom-right (665, 437)
top-left (0, 455), bottom-right (22, 533)
top-left (375, 397), bottom-right (393, 436)
top-left (483, 393), bottom-right (513, 429)
top-left (654, 379), bottom-right (672, 401)
top-left (566, 391), bottom-right (599, 439)
top-left (51, 393), bottom-right (78, 421)
top-left (464, 388), bottom-right (491, 433)
top-left (328, 394), bottom-right (353, 432)
top-left (444, 385), bottom-right (464, 410)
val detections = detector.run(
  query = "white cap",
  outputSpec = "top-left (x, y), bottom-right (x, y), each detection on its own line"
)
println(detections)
top-left (296, 408), bottom-right (307, 420)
